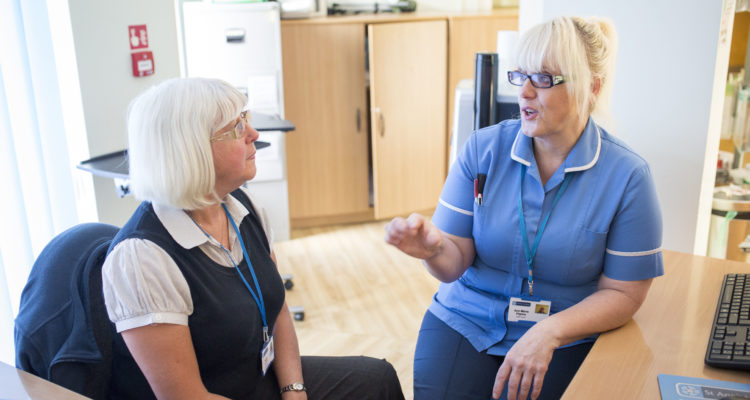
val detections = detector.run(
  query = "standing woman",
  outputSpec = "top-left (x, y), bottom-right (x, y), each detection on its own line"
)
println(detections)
top-left (385, 16), bottom-right (663, 400)
top-left (103, 77), bottom-right (404, 400)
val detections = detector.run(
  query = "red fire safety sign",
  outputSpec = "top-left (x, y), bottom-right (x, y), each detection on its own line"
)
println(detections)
top-left (128, 25), bottom-right (149, 50)
top-left (131, 51), bottom-right (154, 77)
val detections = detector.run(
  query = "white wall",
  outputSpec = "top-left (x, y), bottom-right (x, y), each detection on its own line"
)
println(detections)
top-left (522, 0), bottom-right (732, 254)
top-left (67, 0), bottom-right (182, 226)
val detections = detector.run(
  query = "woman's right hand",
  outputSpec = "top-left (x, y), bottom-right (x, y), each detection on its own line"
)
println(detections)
top-left (384, 213), bottom-right (443, 260)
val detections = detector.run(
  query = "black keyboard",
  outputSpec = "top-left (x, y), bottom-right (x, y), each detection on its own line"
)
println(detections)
top-left (705, 273), bottom-right (750, 370)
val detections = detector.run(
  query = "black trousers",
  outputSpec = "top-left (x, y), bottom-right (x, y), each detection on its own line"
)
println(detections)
top-left (254, 355), bottom-right (406, 400)
top-left (414, 311), bottom-right (593, 400)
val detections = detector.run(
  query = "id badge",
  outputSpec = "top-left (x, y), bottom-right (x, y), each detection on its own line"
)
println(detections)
top-left (261, 335), bottom-right (275, 376)
top-left (508, 296), bottom-right (551, 323)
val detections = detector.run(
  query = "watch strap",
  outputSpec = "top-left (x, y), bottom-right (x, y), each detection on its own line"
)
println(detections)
top-left (280, 382), bottom-right (307, 394)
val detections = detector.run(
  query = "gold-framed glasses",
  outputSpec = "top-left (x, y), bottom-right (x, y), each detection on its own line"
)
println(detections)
top-left (210, 111), bottom-right (249, 143)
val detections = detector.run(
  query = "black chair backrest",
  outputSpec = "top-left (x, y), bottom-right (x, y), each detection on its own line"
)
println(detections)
top-left (15, 222), bottom-right (119, 400)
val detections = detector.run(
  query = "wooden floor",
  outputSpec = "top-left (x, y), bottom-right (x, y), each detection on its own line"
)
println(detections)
top-left (274, 221), bottom-right (440, 400)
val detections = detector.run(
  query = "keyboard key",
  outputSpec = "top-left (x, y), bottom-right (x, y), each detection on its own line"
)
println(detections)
top-left (723, 287), bottom-right (734, 303)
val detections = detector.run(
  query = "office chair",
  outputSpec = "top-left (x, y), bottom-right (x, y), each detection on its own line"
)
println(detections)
top-left (15, 223), bottom-right (119, 399)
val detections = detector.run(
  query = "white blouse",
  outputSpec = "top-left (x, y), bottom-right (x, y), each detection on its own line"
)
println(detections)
top-left (102, 187), bottom-right (274, 333)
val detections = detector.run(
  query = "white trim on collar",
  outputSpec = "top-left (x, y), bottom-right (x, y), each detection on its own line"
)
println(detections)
top-left (510, 129), bottom-right (531, 166)
top-left (564, 124), bottom-right (601, 173)
top-left (509, 123), bottom-right (602, 172)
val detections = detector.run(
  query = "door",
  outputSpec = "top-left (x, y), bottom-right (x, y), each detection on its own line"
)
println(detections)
top-left (282, 23), bottom-right (370, 222)
top-left (368, 20), bottom-right (448, 219)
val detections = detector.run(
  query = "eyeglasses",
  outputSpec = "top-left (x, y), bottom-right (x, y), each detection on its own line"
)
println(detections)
top-left (210, 111), bottom-right (249, 143)
top-left (507, 70), bottom-right (565, 89)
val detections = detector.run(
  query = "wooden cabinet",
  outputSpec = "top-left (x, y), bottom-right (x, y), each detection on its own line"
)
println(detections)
top-left (281, 23), bottom-right (371, 223)
top-left (281, 10), bottom-right (518, 227)
top-left (368, 20), bottom-right (447, 219)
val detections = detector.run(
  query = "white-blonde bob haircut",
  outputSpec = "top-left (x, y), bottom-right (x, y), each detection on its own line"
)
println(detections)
top-left (127, 77), bottom-right (246, 210)
top-left (516, 16), bottom-right (618, 125)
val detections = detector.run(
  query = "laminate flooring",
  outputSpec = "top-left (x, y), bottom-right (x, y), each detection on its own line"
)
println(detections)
top-left (274, 221), bottom-right (440, 400)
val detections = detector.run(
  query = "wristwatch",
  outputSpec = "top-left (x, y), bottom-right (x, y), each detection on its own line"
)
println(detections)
top-left (280, 382), bottom-right (307, 394)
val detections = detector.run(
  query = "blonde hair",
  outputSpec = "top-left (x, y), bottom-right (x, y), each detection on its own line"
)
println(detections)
top-left (516, 16), bottom-right (618, 125)
top-left (127, 77), bottom-right (247, 210)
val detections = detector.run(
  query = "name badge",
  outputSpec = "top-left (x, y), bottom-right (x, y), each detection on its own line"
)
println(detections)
top-left (261, 336), bottom-right (275, 376)
top-left (508, 296), bottom-right (551, 323)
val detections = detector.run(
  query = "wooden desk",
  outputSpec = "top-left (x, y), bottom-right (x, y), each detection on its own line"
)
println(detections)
top-left (0, 361), bottom-right (89, 399)
top-left (563, 250), bottom-right (750, 399)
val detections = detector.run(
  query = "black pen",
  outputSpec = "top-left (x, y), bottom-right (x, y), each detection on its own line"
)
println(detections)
top-left (474, 173), bottom-right (487, 205)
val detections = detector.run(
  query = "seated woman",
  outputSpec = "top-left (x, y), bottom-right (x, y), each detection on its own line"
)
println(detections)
top-left (385, 16), bottom-right (663, 400)
top-left (103, 77), bottom-right (405, 400)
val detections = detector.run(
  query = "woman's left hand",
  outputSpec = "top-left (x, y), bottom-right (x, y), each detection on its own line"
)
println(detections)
top-left (491, 322), bottom-right (560, 400)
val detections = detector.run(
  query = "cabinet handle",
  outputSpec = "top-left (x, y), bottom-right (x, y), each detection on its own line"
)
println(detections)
top-left (225, 28), bottom-right (245, 43)
top-left (356, 108), bottom-right (361, 132)
top-left (378, 110), bottom-right (385, 137)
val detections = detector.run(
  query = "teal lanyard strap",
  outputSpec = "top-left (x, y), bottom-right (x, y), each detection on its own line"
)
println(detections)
top-left (221, 204), bottom-right (269, 341)
top-left (191, 205), bottom-right (269, 341)
top-left (518, 165), bottom-right (572, 296)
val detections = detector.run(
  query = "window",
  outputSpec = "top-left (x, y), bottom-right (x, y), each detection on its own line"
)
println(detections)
top-left (0, 0), bottom-right (96, 364)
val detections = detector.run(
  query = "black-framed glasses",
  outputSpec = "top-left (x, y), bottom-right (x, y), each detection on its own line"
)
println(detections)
top-left (507, 70), bottom-right (565, 89)
top-left (210, 110), bottom-right (250, 143)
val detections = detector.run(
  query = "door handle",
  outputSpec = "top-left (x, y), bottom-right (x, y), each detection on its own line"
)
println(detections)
top-left (374, 107), bottom-right (385, 137)
top-left (356, 108), bottom-right (361, 132)
top-left (380, 113), bottom-right (385, 137)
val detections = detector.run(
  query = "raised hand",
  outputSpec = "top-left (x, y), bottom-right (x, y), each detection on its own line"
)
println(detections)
top-left (384, 213), bottom-right (443, 260)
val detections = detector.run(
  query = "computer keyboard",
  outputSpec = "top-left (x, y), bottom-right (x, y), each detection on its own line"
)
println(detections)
top-left (705, 273), bottom-right (750, 370)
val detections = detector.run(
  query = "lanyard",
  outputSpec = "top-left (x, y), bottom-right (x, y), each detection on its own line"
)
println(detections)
top-left (518, 165), bottom-right (572, 296)
top-left (222, 204), bottom-right (269, 341)
top-left (190, 205), bottom-right (269, 342)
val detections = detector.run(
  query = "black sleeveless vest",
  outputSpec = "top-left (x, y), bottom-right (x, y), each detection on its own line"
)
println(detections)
top-left (107, 189), bottom-right (285, 399)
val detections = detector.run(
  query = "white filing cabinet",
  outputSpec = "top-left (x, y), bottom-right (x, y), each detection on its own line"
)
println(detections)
top-left (182, 2), bottom-right (290, 241)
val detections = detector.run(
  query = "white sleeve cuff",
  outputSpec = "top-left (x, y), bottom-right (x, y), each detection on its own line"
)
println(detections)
top-left (115, 312), bottom-right (189, 333)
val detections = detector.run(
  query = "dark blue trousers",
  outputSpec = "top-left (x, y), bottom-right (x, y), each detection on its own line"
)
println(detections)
top-left (414, 311), bottom-right (593, 400)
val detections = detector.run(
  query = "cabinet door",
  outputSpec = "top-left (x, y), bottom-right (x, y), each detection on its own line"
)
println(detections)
top-left (368, 20), bottom-right (448, 219)
top-left (281, 23), bottom-right (371, 222)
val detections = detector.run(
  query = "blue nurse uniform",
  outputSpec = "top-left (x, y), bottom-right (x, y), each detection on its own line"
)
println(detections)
top-left (428, 117), bottom-right (664, 356)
